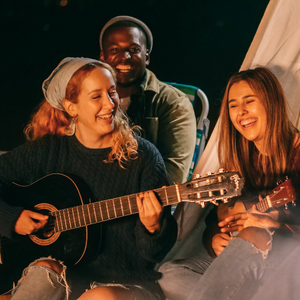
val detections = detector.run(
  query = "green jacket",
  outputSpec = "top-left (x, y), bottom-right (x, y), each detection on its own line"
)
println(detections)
top-left (127, 69), bottom-right (196, 184)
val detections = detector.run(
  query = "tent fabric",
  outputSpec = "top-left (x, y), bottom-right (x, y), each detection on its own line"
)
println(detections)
top-left (241, 0), bottom-right (300, 127)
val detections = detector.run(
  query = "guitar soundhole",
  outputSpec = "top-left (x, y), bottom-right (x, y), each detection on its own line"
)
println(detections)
top-left (29, 203), bottom-right (60, 246)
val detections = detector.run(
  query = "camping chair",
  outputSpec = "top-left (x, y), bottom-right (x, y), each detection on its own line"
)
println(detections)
top-left (155, 83), bottom-right (211, 282)
top-left (165, 82), bottom-right (210, 180)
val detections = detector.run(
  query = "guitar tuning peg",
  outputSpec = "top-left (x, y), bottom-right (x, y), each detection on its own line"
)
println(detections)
top-left (285, 203), bottom-right (288, 210)
top-left (191, 173), bottom-right (201, 179)
top-left (285, 176), bottom-right (289, 181)
top-left (194, 182), bottom-right (200, 188)
top-left (211, 200), bottom-right (219, 206)
top-left (276, 181), bottom-right (281, 186)
top-left (219, 168), bottom-right (224, 173)
top-left (292, 201), bottom-right (296, 207)
top-left (223, 198), bottom-right (229, 203)
top-left (206, 172), bottom-right (212, 176)
top-left (197, 202), bottom-right (206, 208)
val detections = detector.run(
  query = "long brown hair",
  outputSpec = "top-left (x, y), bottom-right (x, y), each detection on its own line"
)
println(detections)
top-left (218, 67), bottom-right (298, 190)
top-left (25, 62), bottom-right (138, 168)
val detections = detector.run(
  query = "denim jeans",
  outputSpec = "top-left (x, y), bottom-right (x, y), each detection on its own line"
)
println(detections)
top-left (185, 233), bottom-right (300, 300)
top-left (158, 257), bottom-right (213, 300)
top-left (11, 257), bottom-right (68, 300)
top-left (10, 257), bottom-right (163, 300)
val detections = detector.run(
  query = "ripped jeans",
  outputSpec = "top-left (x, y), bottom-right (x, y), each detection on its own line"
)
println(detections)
top-left (185, 232), bottom-right (300, 300)
top-left (11, 257), bottom-right (69, 300)
top-left (10, 257), bottom-right (162, 300)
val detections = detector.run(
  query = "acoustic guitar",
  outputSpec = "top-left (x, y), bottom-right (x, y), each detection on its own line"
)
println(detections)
top-left (0, 170), bottom-right (244, 294)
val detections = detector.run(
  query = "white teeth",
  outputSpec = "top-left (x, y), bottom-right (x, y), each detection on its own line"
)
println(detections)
top-left (116, 65), bottom-right (131, 70)
top-left (241, 119), bottom-right (256, 126)
top-left (97, 113), bottom-right (112, 120)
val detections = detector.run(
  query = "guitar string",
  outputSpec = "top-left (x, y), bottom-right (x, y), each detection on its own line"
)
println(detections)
top-left (257, 183), bottom-right (293, 213)
top-left (0, 195), bottom-right (181, 247)
top-left (49, 188), bottom-right (233, 232)
top-left (1, 177), bottom-right (235, 242)
top-left (52, 184), bottom-right (294, 232)
top-left (50, 194), bottom-right (180, 232)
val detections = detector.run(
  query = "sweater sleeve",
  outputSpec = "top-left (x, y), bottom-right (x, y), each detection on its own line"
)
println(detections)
top-left (134, 138), bottom-right (178, 263)
top-left (0, 175), bottom-right (24, 238)
top-left (0, 138), bottom-right (50, 238)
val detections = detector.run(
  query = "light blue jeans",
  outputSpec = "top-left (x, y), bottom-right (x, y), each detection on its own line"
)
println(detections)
top-left (185, 233), bottom-right (300, 300)
top-left (158, 256), bottom-right (213, 300)
top-left (10, 257), bottom-right (163, 300)
top-left (11, 257), bottom-right (68, 300)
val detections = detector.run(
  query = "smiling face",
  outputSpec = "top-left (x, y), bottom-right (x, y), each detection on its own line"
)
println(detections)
top-left (228, 80), bottom-right (267, 152)
top-left (66, 67), bottom-right (119, 148)
top-left (100, 26), bottom-right (149, 87)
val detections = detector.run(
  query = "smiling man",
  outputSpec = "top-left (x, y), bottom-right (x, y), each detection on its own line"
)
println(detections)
top-left (99, 16), bottom-right (196, 184)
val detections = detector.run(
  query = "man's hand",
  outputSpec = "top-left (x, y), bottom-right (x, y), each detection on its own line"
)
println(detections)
top-left (212, 233), bottom-right (233, 256)
top-left (137, 191), bottom-right (163, 234)
top-left (15, 210), bottom-right (49, 235)
top-left (219, 205), bottom-right (280, 233)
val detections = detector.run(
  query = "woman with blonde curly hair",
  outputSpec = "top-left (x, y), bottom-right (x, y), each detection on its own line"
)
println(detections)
top-left (0, 57), bottom-right (177, 300)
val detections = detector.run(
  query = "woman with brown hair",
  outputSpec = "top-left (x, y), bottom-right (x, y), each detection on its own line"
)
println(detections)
top-left (0, 57), bottom-right (177, 300)
top-left (189, 66), bottom-right (300, 300)
top-left (159, 67), bottom-right (300, 300)
top-left (210, 66), bottom-right (300, 257)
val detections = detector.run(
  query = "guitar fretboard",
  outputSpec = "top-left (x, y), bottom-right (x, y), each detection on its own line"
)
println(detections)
top-left (256, 198), bottom-right (270, 213)
top-left (50, 185), bottom-right (180, 233)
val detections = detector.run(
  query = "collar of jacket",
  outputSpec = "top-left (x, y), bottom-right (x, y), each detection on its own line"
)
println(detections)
top-left (138, 69), bottom-right (160, 95)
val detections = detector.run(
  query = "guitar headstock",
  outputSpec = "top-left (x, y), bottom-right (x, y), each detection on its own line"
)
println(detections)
top-left (179, 169), bottom-right (244, 207)
top-left (267, 179), bottom-right (296, 209)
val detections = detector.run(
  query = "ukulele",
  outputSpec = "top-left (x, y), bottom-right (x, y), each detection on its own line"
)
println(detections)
top-left (218, 178), bottom-right (296, 223)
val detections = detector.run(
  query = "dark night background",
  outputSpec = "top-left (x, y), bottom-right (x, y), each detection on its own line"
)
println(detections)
top-left (0, 0), bottom-right (269, 151)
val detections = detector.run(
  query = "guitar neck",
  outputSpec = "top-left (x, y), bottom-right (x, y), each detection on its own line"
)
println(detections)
top-left (255, 197), bottom-right (271, 213)
top-left (255, 179), bottom-right (296, 213)
top-left (51, 185), bottom-right (180, 233)
top-left (48, 170), bottom-right (245, 234)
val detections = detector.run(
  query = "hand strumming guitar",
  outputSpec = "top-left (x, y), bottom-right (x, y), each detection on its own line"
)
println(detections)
top-left (136, 191), bottom-right (163, 234)
top-left (14, 210), bottom-right (49, 235)
top-left (219, 205), bottom-right (281, 234)
top-left (213, 199), bottom-right (280, 256)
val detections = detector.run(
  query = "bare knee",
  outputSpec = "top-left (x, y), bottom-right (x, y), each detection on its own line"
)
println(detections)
top-left (237, 227), bottom-right (271, 251)
top-left (34, 259), bottom-right (63, 275)
top-left (78, 286), bottom-right (134, 300)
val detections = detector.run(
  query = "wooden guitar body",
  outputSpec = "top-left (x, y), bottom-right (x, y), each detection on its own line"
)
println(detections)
top-left (2, 173), bottom-right (102, 267)
top-left (217, 200), bottom-right (249, 222)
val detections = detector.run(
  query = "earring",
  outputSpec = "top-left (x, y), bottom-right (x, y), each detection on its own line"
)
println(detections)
top-left (73, 114), bottom-right (78, 123)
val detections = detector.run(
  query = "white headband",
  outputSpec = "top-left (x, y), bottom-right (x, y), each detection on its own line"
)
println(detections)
top-left (42, 57), bottom-right (100, 111)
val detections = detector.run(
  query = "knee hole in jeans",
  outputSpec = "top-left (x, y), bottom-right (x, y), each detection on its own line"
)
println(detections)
top-left (34, 259), bottom-right (63, 275)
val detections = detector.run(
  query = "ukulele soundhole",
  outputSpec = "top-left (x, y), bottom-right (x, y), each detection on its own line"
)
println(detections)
top-left (29, 203), bottom-right (60, 246)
